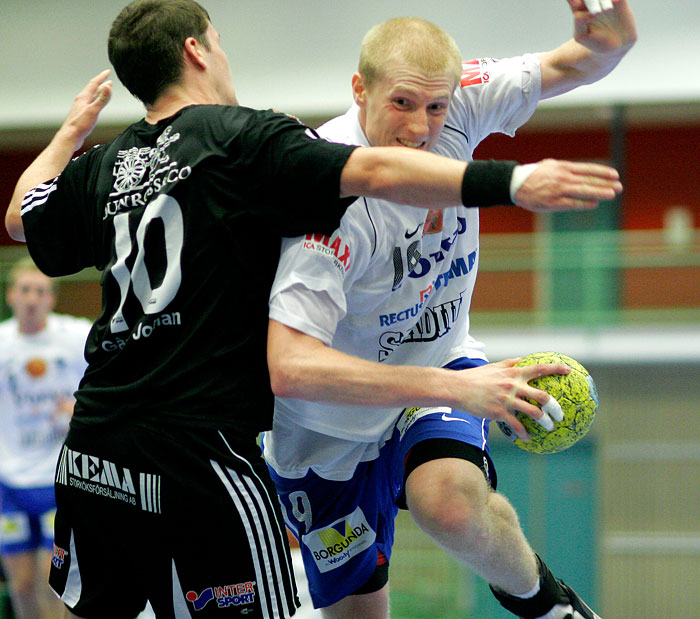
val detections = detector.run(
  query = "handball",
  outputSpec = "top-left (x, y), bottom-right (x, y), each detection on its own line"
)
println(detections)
top-left (497, 352), bottom-right (598, 454)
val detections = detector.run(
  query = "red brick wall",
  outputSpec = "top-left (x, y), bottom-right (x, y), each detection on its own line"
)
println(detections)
top-left (474, 124), bottom-right (700, 233)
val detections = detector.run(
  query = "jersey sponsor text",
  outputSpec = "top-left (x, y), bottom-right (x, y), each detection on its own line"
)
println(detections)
top-left (303, 506), bottom-right (376, 573)
top-left (461, 59), bottom-right (490, 87)
top-left (303, 232), bottom-right (351, 272)
top-left (55, 446), bottom-right (161, 512)
top-left (378, 294), bottom-right (465, 360)
top-left (101, 311), bottom-right (181, 351)
top-left (186, 581), bottom-right (256, 611)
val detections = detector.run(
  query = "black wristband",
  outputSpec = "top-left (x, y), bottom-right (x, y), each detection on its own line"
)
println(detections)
top-left (461, 160), bottom-right (519, 207)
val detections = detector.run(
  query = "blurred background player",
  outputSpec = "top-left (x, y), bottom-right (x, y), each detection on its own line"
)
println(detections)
top-left (0, 257), bottom-right (90, 619)
top-left (264, 1), bottom-right (635, 617)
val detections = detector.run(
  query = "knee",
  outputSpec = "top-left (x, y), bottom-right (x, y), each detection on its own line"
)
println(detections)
top-left (407, 467), bottom-right (491, 543)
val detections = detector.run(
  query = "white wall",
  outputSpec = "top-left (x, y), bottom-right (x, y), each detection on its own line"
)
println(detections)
top-left (1, 0), bottom-right (699, 127)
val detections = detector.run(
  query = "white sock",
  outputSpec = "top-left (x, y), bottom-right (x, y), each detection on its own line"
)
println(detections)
top-left (513, 578), bottom-right (541, 599)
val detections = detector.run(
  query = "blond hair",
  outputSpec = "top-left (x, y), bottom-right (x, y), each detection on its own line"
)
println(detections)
top-left (358, 17), bottom-right (462, 90)
top-left (8, 257), bottom-right (56, 293)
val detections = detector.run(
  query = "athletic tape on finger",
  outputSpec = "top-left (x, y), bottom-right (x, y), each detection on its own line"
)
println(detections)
top-left (583, 0), bottom-right (603, 14)
top-left (600, 0), bottom-right (614, 10)
top-left (535, 410), bottom-right (555, 432)
top-left (542, 395), bottom-right (564, 422)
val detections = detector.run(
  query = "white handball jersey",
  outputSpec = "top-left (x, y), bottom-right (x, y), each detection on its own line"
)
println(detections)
top-left (266, 55), bottom-right (541, 476)
top-left (0, 313), bottom-right (91, 487)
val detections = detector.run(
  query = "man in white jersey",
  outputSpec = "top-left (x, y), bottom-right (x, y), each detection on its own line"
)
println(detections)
top-left (0, 257), bottom-right (90, 619)
top-left (264, 1), bottom-right (636, 617)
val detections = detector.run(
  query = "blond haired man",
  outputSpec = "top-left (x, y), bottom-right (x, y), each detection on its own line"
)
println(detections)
top-left (264, 1), bottom-right (636, 617)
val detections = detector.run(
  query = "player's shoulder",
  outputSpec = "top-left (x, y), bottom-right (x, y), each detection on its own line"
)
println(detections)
top-left (458, 55), bottom-right (534, 87)
top-left (316, 107), bottom-right (363, 146)
top-left (0, 320), bottom-right (20, 364)
top-left (168, 104), bottom-right (251, 133)
top-left (160, 104), bottom-right (270, 139)
top-left (47, 313), bottom-right (92, 336)
top-left (0, 318), bottom-right (17, 338)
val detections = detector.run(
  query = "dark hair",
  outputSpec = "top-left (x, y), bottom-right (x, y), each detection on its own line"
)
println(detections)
top-left (108, 0), bottom-right (211, 105)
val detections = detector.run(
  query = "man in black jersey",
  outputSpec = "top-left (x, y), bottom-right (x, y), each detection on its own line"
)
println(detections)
top-left (4, 1), bottom-right (622, 617)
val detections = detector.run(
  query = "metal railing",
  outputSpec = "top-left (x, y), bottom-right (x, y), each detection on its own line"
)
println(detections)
top-left (1, 228), bottom-right (698, 325)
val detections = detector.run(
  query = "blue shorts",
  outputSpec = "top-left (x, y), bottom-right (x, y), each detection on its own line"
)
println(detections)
top-left (268, 357), bottom-right (495, 608)
top-left (0, 482), bottom-right (56, 554)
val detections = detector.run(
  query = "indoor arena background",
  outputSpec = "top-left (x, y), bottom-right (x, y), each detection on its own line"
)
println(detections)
top-left (1, 2), bottom-right (698, 617)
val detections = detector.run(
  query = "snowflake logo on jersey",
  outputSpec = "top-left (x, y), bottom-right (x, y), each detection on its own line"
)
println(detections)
top-left (113, 148), bottom-right (148, 192)
top-left (111, 126), bottom-right (181, 194)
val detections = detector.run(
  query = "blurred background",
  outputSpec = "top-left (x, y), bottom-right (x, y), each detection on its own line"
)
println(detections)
top-left (1, 1), bottom-right (698, 617)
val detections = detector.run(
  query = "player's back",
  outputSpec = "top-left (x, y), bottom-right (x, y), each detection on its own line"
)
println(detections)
top-left (21, 105), bottom-right (352, 434)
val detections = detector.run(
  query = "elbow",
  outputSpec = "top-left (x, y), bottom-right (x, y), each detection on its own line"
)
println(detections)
top-left (268, 359), bottom-right (299, 399)
top-left (341, 148), bottom-right (395, 200)
top-left (5, 211), bottom-right (25, 242)
top-left (267, 320), bottom-right (324, 400)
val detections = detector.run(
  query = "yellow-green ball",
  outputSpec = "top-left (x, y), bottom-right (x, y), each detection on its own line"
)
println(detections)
top-left (497, 352), bottom-right (598, 454)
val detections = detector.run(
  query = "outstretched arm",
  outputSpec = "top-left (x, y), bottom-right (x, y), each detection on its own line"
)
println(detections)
top-left (268, 319), bottom-right (569, 442)
top-left (6, 71), bottom-right (624, 241)
top-left (539, 0), bottom-right (637, 99)
top-left (5, 70), bottom-right (112, 241)
top-left (341, 149), bottom-right (622, 212)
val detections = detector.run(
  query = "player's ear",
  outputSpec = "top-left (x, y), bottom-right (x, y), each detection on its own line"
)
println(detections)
top-left (352, 72), bottom-right (367, 107)
top-left (184, 36), bottom-right (207, 70)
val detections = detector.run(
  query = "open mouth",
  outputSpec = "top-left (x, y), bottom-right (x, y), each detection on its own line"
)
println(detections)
top-left (397, 138), bottom-right (425, 149)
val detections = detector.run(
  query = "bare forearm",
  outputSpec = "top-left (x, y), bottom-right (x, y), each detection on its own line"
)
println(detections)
top-left (268, 320), bottom-right (457, 408)
top-left (539, 39), bottom-right (629, 99)
top-left (6, 129), bottom-right (85, 241)
top-left (340, 146), bottom-right (466, 208)
top-left (5, 70), bottom-right (112, 241)
top-left (267, 320), bottom-right (578, 441)
top-left (539, 0), bottom-right (636, 99)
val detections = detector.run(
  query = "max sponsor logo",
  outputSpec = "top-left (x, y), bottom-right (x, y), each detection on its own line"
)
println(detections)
top-left (461, 58), bottom-right (490, 87)
top-left (303, 232), bottom-right (351, 272)
top-left (186, 582), bottom-right (256, 611)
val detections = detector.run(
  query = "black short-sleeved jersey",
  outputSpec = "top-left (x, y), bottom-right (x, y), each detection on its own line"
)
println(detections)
top-left (21, 105), bottom-right (358, 433)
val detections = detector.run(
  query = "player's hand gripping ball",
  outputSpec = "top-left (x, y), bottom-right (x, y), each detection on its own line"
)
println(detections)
top-left (497, 352), bottom-right (599, 454)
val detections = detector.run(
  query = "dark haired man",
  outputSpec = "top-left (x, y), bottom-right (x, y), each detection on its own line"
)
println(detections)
top-left (5, 1), bottom-right (621, 617)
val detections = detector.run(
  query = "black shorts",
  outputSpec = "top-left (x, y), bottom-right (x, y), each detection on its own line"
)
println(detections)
top-left (49, 423), bottom-right (298, 618)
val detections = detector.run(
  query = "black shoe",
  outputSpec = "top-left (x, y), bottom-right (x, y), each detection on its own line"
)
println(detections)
top-left (490, 555), bottom-right (601, 619)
